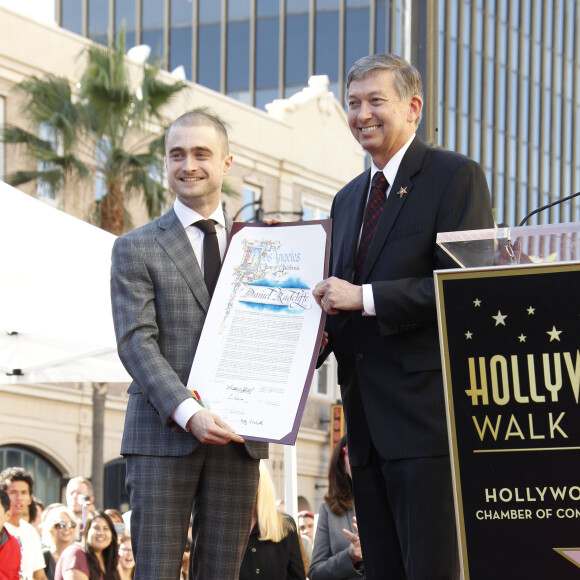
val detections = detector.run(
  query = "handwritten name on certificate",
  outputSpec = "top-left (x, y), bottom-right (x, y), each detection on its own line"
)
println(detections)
top-left (187, 220), bottom-right (330, 444)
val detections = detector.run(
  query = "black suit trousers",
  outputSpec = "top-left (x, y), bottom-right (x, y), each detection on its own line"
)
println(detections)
top-left (350, 444), bottom-right (459, 580)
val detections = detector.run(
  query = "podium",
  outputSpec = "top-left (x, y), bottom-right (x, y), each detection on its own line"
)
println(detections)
top-left (434, 223), bottom-right (580, 579)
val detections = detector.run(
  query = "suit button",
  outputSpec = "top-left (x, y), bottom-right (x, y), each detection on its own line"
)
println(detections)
top-left (256, 569), bottom-right (260, 574)
top-left (355, 353), bottom-right (364, 361)
top-left (251, 547), bottom-right (256, 552)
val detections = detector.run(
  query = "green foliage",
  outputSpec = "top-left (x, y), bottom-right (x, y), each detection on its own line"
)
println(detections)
top-left (2, 27), bottom-right (187, 234)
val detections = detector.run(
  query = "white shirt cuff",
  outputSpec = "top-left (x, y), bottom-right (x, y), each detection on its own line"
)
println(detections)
top-left (171, 398), bottom-right (203, 431)
top-left (362, 284), bottom-right (376, 316)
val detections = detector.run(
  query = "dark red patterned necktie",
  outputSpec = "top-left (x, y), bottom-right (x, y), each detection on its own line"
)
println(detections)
top-left (353, 171), bottom-right (389, 284)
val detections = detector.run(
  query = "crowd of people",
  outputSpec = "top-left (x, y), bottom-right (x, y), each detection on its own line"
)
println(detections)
top-left (0, 458), bottom-right (360, 580)
top-left (0, 467), bottom-right (135, 580)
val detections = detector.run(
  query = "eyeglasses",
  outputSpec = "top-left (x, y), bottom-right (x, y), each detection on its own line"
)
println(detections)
top-left (54, 521), bottom-right (77, 530)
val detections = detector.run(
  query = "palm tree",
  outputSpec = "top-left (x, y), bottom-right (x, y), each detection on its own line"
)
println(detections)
top-left (2, 28), bottom-right (187, 235)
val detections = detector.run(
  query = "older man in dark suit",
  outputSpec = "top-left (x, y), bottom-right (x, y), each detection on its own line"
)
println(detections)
top-left (313, 54), bottom-right (494, 580)
top-left (111, 111), bottom-right (268, 580)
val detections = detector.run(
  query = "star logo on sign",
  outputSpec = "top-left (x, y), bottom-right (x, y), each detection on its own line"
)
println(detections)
top-left (547, 326), bottom-right (562, 342)
top-left (527, 306), bottom-right (535, 315)
top-left (518, 334), bottom-right (526, 343)
top-left (465, 331), bottom-right (473, 340)
top-left (492, 310), bottom-right (507, 326)
top-left (473, 298), bottom-right (481, 307)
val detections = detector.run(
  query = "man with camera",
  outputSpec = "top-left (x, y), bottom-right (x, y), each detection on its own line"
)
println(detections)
top-left (65, 476), bottom-right (95, 538)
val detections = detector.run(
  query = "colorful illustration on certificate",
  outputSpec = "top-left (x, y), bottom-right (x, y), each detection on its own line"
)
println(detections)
top-left (187, 223), bottom-right (328, 442)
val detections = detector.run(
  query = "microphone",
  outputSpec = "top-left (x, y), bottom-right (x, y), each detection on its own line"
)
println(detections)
top-left (518, 191), bottom-right (580, 226)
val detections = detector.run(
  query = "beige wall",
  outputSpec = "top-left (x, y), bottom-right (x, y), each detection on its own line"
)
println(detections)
top-left (0, 382), bottom-right (127, 479)
top-left (0, 6), bottom-right (364, 514)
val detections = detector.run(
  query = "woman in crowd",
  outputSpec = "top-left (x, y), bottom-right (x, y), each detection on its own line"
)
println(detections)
top-left (117, 534), bottom-right (134, 580)
top-left (309, 434), bottom-right (364, 579)
top-left (55, 510), bottom-right (120, 580)
top-left (239, 461), bottom-right (305, 580)
top-left (42, 505), bottom-right (78, 580)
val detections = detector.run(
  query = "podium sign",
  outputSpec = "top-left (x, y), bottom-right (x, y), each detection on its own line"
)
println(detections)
top-left (435, 261), bottom-right (580, 579)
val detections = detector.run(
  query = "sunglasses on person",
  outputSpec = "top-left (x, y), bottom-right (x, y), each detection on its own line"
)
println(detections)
top-left (54, 521), bottom-right (77, 530)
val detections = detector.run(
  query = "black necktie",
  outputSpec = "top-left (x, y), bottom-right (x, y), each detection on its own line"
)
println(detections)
top-left (194, 220), bottom-right (221, 297)
top-left (353, 171), bottom-right (389, 284)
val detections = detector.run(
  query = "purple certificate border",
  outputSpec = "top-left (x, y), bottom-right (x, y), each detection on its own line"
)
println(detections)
top-left (225, 219), bottom-right (331, 445)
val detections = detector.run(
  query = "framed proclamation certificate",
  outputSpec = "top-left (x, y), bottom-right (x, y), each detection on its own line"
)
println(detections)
top-left (187, 220), bottom-right (331, 444)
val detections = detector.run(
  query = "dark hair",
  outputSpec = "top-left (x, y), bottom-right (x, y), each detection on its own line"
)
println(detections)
top-left (28, 496), bottom-right (43, 522)
top-left (0, 489), bottom-right (10, 512)
top-left (104, 508), bottom-right (123, 523)
top-left (82, 511), bottom-right (120, 580)
top-left (324, 434), bottom-right (354, 517)
top-left (0, 466), bottom-right (34, 494)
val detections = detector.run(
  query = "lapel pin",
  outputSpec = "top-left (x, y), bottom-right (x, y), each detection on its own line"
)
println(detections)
top-left (397, 186), bottom-right (407, 198)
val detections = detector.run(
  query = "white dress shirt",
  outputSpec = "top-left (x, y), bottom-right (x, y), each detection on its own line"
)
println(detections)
top-left (172, 197), bottom-right (228, 266)
top-left (170, 198), bottom-right (228, 430)
top-left (361, 133), bottom-right (416, 315)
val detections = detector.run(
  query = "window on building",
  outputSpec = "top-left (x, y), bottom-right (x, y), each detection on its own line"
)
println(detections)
top-left (345, 0), bottom-right (370, 72)
top-left (170, 0), bottom-right (193, 78)
top-left (226, 0), bottom-right (251, 103)
top-left (0, 445), bottom-right (63, 505)
top-left (315, 0), bottom-right (339, 86)
top-left (142, 0), bottom-right (165, 63)
top-left (115, 0), bottom-right (137, 49)
top-left (316, 362), bottom-right (328, 395)
top-left (88, 0), bottom-right (109, 45)
top-left (94, 139), bottom-right (110, 201)
top-left (312, 356), bottom-right (338, 399)
top-left (301, 197), bottom-right (330, 222)
top-left (61, 0), bottom-right (83, 35)
top-left (255, 89), bottom-right (280, 110)
top-left (240, 184), bottom-right (262, 222)
top-left (375, 0), bottom-right (390, 54)
top-left (284, 1), bottom-right (309, 97)
top-left (37, 122), bottom-right (61, 204)
top-left (197, 0), bottom-right (222, 91)
top-left (256, 0), bottom-right (279, 108)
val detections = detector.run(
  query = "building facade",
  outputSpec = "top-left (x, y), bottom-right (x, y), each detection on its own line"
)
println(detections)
top-left (2, 0), bottom-right (580, 516)
top-left (54, 0), bottom-right (580, 227)
top-left (0, 5), bottom-right (363, 514)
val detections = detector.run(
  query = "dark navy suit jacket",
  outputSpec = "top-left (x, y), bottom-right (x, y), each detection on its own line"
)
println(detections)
top-left (324, 137), bottom-right (494, 465)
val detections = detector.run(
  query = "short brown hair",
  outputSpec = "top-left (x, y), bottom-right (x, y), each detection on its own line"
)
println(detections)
top-left (165, 110), bottom-right (229, 155)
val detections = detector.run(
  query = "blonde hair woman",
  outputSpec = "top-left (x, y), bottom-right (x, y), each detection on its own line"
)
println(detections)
top-left (55, 510), bottom-right (120, 580)
top-left (239, 461), bottom-right (305, 580)
top-left (42, 505), bottom-right (78, 579)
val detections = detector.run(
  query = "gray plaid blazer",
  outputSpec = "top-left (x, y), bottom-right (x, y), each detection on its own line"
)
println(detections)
top-left (111, 207), bottom-right (268, 459)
